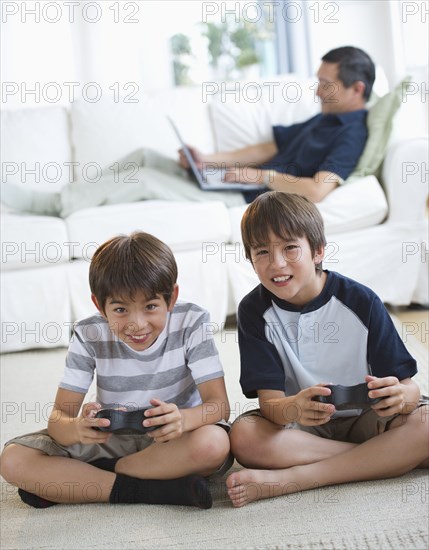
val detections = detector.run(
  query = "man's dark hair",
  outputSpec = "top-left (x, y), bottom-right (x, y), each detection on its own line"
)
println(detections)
top-left (322, 46), bottom-right (375, 101)
top-left (89, 231), bottom-right (178, 313)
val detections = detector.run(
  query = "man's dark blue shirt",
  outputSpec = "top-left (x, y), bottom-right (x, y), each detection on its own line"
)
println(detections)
top-left (243, 109), bottom-right (368, 203)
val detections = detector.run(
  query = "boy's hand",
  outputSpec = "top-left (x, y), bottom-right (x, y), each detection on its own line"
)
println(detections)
top-left (295, 385), bottom-right (336, 426)
top-left (144, 398), bottom-right (184, 443)
top-left (74, 402), bottom-right (112, 444)
top-left (366, 375), bottom-right (412, 416)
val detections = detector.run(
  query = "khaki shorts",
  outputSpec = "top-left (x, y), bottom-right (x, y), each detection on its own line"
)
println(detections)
top-left (4, 429), bottom-right (154, 462)
top-left (235, 397), bottom-right (429, 444)
top-left (4, 420), bottom-right (233, 477)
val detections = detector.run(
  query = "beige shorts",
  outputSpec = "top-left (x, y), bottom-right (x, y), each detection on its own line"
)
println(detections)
top-left (4, 429), bottom-right (154, 462)
top-left (4, 420), bottom-right (233, 477)
top-left (235, 397), bottom-right (428, 444)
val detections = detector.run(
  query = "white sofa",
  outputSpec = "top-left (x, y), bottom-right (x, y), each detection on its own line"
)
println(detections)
top-left (1, 77), bottom-right (428, 353)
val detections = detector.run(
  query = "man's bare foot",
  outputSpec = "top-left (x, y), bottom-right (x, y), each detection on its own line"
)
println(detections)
top-left (226, 468), bottom-right (298, 508)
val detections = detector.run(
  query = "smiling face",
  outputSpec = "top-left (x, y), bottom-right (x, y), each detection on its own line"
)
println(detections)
top-left (92, 286), bottom-right (178, 352)
top-left (250, 230), bottom-right (326, 306)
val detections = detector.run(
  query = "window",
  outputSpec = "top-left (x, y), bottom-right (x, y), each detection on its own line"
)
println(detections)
top-left (1, 1), bottom-right (280, 109)
top-left (165, 1), bottom-right (279, 86)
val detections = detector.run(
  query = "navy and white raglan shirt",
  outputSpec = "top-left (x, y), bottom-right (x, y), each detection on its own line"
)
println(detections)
top-left (238, 271), bottom-right (417, 416)
top-left (59, 301), bottom-right (224, 410)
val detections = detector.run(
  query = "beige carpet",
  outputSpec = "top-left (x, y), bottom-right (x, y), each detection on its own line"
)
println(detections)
top-left (1, 315), bottom-right (428, 550)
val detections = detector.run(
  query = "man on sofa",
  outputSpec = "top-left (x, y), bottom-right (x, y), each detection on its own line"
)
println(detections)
top-left (180, 46), bottom-right (375, 205)
top-left (2, 46), bottom-right (375, 217)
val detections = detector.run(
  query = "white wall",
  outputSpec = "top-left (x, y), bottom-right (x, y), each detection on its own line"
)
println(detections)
top-left (299, 0), bottom-right (428, 136)
top-left (1, 0), bottom-right (427, 113)
top-left (307, 1), bottom-right (398, 87)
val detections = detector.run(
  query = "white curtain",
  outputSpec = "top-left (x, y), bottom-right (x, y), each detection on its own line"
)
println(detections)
top-left (274, 0), bottom-right (312, 77)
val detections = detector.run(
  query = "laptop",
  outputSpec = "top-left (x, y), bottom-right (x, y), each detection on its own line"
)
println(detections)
top-left (168, 116), bottom-right (263, 192)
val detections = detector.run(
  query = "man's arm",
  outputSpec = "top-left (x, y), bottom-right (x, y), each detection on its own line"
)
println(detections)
top-left (221, 115), bottom-right (367, 201)
top-left (267, 170), bottom-right (341, 202)
top-left (224, 167), bottom-right (341, 202)
top-left (179, 142), bottom-right (277, 170)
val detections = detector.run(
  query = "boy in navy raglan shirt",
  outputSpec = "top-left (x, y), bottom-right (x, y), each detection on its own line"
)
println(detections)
top-left (226, 191), bottom-right (428, 507)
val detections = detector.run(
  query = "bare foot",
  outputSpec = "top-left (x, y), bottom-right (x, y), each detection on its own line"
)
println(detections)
top-left (226, 468), bottom-right (298, 508)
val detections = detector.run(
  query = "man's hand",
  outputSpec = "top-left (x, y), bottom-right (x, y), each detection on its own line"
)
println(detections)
top-left (144, 398), bottom-right (184, 443)
top-left (178, 146), bottom-right (205, 170)
top-left (223, 166), bottom-right (265, 186)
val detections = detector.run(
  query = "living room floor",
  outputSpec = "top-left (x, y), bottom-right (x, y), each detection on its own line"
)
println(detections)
top-left (1, 305), bottom-right (428, 550)
top-left (386, 305), bottom-right (429, 347)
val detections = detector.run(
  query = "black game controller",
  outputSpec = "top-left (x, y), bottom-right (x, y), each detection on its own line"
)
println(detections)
top-left (313, 383), bottom-right (382, 410)
top-left (94, 408), bottom-right (161, 434)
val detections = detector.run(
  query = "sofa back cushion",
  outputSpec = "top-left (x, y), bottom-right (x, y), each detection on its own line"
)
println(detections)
top-left (71, 87), bottom-right (215, 178)
top-left (1, 106), bottom-right (72, 191)
top-left (209, 75), bottom-right (320, 151)
top-left (65, 200), bottom-right (230, 260)
top-left (347, 78), bottom-right (406, 182)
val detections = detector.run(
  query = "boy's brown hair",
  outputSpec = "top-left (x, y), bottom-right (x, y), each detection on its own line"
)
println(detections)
top-left (89, 231), bottom-right (178, 313)
top-left (241, 192), bottom-right (327, 269)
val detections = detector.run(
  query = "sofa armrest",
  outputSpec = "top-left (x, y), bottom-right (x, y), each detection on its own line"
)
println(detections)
top-left (317, 175), bottom-right (388, 235)
top-left (382, 138), bottom-right (428, 224)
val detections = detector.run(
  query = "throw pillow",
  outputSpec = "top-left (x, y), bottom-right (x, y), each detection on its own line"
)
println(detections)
top-left (347, 77), bottom-right (409, 181)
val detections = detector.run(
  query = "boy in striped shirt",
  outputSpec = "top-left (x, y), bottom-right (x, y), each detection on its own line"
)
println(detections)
top-left (2, 232), bottom-right (231, 509)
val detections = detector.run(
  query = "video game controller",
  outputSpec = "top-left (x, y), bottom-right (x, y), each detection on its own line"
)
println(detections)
top-left (93, 408), bottom-right (161, 434)
top-left (312, 382), bottom-right (382, 410)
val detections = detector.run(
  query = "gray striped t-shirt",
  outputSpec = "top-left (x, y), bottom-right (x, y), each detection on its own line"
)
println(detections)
top-left (59, 301), bottom-right (224, 409)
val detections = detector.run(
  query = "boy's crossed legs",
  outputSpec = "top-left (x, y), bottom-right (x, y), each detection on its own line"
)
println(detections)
top-left (1, 424), bottom-right (230, 508)
top-left (226, 406), bottom-right (429, 507)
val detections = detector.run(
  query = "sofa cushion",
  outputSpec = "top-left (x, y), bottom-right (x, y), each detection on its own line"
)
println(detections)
top-left (71, 87), bottom-right (215, 175)
top-left (1, 265), bottom-right (71, 352)
top-left (347, 78), bottom-right (406, 181)
top-left (316, 175), bottom-right (388, 234)
top-left (67, 247), bottom-right (229, 326)
top-left (65, 200), bottom-right (231, 259)
top-left (209, 75), bottom-right (319, 151)
top-left (381, 137), bottom-right (429, 224)
top-left (1, 106), bottom-right (71, 191)
top-left (0, 213), bottom-right (70, 269)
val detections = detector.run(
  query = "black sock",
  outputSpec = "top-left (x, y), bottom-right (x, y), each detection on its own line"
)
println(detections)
top-left (18, 488), bottom-right (57, 509)
top-left (89, 457), bottom-right (121, 472)
top-left (109, 474), bottom-right (212, 509)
